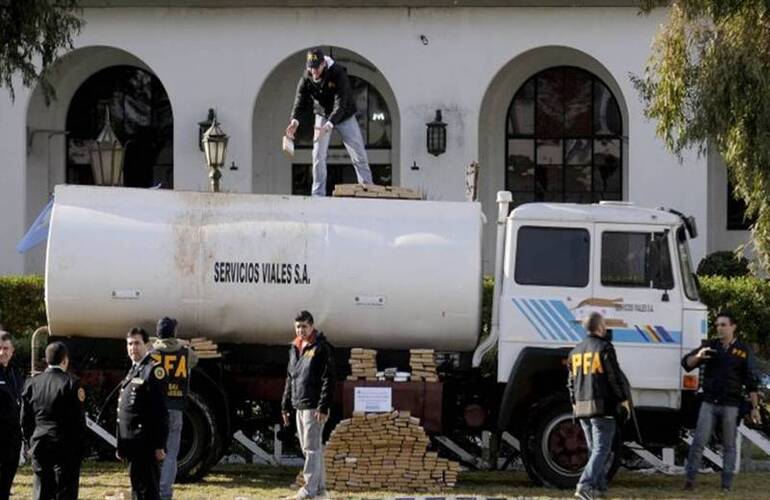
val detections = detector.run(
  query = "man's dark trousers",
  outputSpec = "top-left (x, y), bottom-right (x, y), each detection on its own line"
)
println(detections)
top-left (0, 435), bottom-right (21, 500)
top-left (31, 447), bottom-right (81, 500)
top-left (127, 447), bottom-right (161, 500)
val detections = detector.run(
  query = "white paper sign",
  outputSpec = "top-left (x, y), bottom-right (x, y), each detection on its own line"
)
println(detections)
top-left (353, 387), bottom-right (392, 413)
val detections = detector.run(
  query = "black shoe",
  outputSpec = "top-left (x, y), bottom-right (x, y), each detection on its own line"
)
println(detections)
top-left (683, 480), bottom-right (695, 491)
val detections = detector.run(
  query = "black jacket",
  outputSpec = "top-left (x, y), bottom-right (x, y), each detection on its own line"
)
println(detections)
top-left (0, 363), bottom-right (24, 445)
top-left (282, 332), bottom-right (335, 413)
top-left (568, 333), bottom-right (630, 418)
top-left (117, 353), bottom-right (169, 456)
top-left (21, 366), bottom-right (87, 458)
top-left (291, 60), bottom-right (358, 126)
top-left (682, 338), bottom-right (760, 407)
top-left (151, 338), bottom-right (198, 411)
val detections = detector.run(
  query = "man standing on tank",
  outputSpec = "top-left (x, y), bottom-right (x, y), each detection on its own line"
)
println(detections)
top-left (285, 47), bottom-right (374, 196)
top-left (282, 311), bottom-right (335, 499)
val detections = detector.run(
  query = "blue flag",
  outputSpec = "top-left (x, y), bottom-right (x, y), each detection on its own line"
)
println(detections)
top-left (17, 198), bottom-right (53, 253)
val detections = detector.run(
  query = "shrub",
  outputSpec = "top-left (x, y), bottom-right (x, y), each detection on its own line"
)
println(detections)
top-left (697, 251), bottom-right (750, 278)
top-left (698, 275), bottom-right (770, 355)
top-left (0, 275), bottom-right (46, 362)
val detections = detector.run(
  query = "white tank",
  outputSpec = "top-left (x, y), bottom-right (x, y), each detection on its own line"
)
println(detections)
top-left (45, 185), bottom-right (483, 351)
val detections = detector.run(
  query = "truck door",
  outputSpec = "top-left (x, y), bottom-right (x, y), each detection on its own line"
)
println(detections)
top-left (498, 222), bottom-right (595, 383)
top-left (592, 224), bottom-right (682, 409)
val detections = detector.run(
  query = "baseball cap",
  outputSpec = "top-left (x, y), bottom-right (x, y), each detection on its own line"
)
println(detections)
top-left (306, 48), bottom-right (325, 69)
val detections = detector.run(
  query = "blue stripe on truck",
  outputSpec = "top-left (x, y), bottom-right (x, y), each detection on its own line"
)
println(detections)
top-left (511, 298), bottom-right (549, 340)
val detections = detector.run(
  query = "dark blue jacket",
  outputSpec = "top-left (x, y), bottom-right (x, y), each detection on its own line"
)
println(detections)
top-left (21, 366), bottom-right (87, 458)
top-left (568, 334), bottom-right (630, 418)
top-left (291, 61), bottom-right (357, 125)
top-left (0, 363), bottom-right (24, 444)
top-left (682, 338), bottom-right (760, 407)
top-left (117, 354), bottom-right (169, 456)
top-left (282, 332), bottom-right (335, 414)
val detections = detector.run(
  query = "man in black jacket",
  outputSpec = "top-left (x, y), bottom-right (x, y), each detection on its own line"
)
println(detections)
top-left (21, 341), bottom-right (87, 500)
top-left (682, 311), bottom-right (761, 493)
top-left (282, 310), bottom-right (335, 499)
top-left (151, 317), bottom-right (198, 500)
top-left (118, 327), bottom-right (169, 500)
top-left (285, 47), bottom-right (373, 196)
top-left (567, 312), bottom-right (630, 500)
top-left (0, 331), bottom-right (24, 500)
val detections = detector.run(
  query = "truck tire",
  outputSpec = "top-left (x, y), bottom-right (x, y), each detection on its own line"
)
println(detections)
top-left (176, 391), bottom-right (218, 483)
top-left (521, 395), bottom-right (620, 489)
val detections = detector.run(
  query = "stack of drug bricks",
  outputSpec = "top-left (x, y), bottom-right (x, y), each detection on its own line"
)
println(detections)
top-left (333, 183), bottom-right (421, 200)
top-left (409, 349), bottom-right (439, 382)
top-left (347, 348), bottom-right (377, 380)
top-left (323, 410), bottom-right (460, 492)
top-left (183, 337), bottom-right (221, 359)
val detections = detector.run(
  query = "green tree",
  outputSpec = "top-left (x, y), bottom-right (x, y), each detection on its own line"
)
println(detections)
top-left (0, 0), bottom-right (83, 102)
top-left (635, 1), bottom-right (770, 270)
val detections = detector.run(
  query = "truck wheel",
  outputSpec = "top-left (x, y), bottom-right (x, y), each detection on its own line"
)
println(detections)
top-left (521, 395), bottom-right (620, 489)
top-left (176, 391), bottom-right (217, 483)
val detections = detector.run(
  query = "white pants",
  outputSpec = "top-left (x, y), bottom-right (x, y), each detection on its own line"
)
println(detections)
top-left (296, 409), bottom-right (326, 497)
top-left (312, 114), bottom-right (373, 196)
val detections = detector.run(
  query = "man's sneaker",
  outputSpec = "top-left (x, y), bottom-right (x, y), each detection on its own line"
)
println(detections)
top-left (574, 488), bottom-right (594, 500)
top-left (721, 485), bottom-right (732, 495)
top-left (683, 480), bottom-right (695, 491)
top-left (594, 489), bottom-right (607, 499)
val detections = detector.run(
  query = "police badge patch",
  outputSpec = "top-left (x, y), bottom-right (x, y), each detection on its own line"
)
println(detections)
top-left (78, 387), bottom-right (86, 402)
top-left (154, 366), bottom-right (166, 380)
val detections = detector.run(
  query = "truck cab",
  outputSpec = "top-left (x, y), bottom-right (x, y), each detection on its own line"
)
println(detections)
top-left (491, 198), bottom-right (706, 487)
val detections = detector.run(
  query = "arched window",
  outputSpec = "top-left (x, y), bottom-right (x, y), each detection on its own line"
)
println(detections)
top-left (66, 65), bottom-right (173, 188)
top-left (292, 75), bottom-right (392, 195)
top-left (506, 66), bottom-right (622, 206)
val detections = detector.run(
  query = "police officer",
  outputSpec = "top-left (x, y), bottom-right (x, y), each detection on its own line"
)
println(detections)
top-left (682, 311), bottom-right (761, 493)
top-left (567, 312), bottom-right (630, 500)
top-left (21, 341), bottom-right (87, 500)
top-left (0, 331), bottom-right (24, 500)
top-left (118, 327), bottom-right (169, 500)
top-left (151, 317), bottom-right (198, 500)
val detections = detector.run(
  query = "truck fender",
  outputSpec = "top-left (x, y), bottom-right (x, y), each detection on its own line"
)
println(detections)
top-left (496, 346), bottom-right (571, 432)
top-left (190, 366), bottom-right (231, 445)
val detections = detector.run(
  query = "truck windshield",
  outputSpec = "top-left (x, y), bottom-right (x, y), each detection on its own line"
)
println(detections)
top-left (676, 226), bottom-right (700, 300)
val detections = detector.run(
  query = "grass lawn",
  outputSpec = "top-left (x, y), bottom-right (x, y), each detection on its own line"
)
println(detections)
top-left (10, 462), bottom-right (770, 499)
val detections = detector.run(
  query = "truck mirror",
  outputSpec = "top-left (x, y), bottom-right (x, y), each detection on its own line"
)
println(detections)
top-left (685, 216), bottom-right (698, 239)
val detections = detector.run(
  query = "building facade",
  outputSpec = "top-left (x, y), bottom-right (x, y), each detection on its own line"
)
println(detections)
top-left (0, 1), bottom-right (749, 275)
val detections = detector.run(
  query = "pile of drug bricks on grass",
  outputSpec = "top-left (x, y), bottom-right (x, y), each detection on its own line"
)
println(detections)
top-left (311, 348), bottom-right (458, 493)
top-left (324, 410), bottom-right (460, 492)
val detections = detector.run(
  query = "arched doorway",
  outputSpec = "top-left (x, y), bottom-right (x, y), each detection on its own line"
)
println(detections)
top-left (65, 65), bottom-right (173, 188)
top-left (506, 66), bottom-right (622, 206)
top-left (477, 46), bottom-right (629, 272)
top-left (24, 46), bottom-right (174, 273)
top-left (252, 47), bottom-right (399, 195)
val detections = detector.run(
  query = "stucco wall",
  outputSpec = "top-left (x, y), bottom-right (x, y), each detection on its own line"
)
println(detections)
top-left (0, 6), bottom-right (721, 276)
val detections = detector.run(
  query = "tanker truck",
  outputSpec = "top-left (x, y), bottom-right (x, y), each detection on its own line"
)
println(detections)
top-left (42, 184), bottom-right (705, 488)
